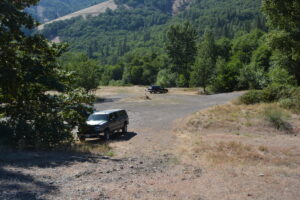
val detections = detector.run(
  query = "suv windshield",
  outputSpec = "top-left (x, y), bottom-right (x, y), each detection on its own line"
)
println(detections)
top-left (88, 114), bottom-right (108, 121)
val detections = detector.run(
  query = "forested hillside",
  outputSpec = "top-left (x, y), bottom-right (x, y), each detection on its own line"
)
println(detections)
top-left (41, 0), bottom-right (263, 63)
top-left (26, 0), bottom-right (105, 23)
top-left (37, 0), bottom-right (299, 92)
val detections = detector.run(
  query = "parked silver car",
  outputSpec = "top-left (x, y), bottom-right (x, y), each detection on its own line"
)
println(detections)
top-left (79, 109), bottom-right (129, 141)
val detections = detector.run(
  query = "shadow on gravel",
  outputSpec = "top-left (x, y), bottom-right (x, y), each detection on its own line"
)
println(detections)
top-left (86, 132), bottom-right (138, 144)
top-left (94, 97), bottom-right (121, 104)
top-left (0, 167), bottom-right (56, 200)
top-left (0, 151), bottom-right (108, 200)
top-left (112, 132), bottom-right (137, 142)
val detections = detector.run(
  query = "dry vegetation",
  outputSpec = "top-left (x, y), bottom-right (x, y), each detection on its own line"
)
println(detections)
top-left (175, 102), bottom-right (300, 199)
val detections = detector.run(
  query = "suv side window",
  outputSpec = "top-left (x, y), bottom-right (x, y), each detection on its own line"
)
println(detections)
top-left (109, 113), bottom-right (117, 121)
top-left (115, 111), bottom-right (121, 119)
top-left (121, 110), bottom-right (127, 118)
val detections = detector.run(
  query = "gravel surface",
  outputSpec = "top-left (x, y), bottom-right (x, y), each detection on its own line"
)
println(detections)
top-left (95, 92), bottom-right (242, 132)
top-left (0, 90), bottom-right (242, 200)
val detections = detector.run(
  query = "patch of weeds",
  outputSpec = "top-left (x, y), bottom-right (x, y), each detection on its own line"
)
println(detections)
top-left (234, 132), bottom-right (240, 136)
top-left (168, 157), bottom-right (181, 165)
top-left (263, 106), bottom-right (293, 132)
top-left (279, 98), bottom-right (300, 113)
top-left (70, 142), bottom-right (111, 154)
top-left (208, 141), bottom-right (264, 164)
top-left (105, 151), bottom-right (116, 157)
top-left (245, 121), bottom-right (253, 127)
top-left (258, 145), bottom-right (269, 153)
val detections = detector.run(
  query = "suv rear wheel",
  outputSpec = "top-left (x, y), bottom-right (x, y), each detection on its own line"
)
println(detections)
top-left (79, 136), bottom-right (85, 142)
top-left (104, 129), bottom-right (111, 141)
top-left (122, 123), bottom-right (128, 133)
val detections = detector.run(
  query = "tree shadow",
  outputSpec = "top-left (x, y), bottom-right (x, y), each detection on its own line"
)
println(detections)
top-left (0, 167), bottom-right (57, 200)
top-left (0, 150), bottom-right (114, 199)
top-left (0, 130), bottom-right (137, 199)
top-left (0, 131), bottom-right (137, 199)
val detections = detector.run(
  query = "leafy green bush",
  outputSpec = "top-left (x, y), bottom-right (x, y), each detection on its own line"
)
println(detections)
top-left (268, 67), bottom-right (297, 86)
top-left (108, 80), bottom-right (124, 86)
top-left (239, 90), bottom-right (264, 104)
top-left (240, 84), bottom-right (297, 104)
top-left (156, 69), bottom-right (177, 87)
top-left (279, 98), bottom-right (300, 113)
top-left (263, 106), bottom-right (292, 131)
top-left (240, 84), bottom-right (300, 113)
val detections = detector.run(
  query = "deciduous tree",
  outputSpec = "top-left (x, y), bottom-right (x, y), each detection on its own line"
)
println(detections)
top-left (262, 0), bottom-right (300, 83)
top-left (0, 0), bottom-right (94, 149)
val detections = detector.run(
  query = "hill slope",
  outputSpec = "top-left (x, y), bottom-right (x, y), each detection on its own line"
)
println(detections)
top-left (38, 0), bottom-right (118, 30)
top-left (39, 0), bottom-right (264, 65)
top-left (27, 0), bottom-right (106, 23)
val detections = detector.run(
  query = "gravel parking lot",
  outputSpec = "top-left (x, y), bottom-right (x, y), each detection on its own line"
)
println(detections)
top-left (0, 87), bottom-right (243, 200)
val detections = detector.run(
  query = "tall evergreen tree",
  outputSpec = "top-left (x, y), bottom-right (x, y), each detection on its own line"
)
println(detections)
top-left (190, 31), bottom-right (216, 93)
top-left (166, 22), bottom-right (198, 87)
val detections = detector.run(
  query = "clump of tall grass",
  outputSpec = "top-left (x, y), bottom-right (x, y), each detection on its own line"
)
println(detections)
top-left (263, 105), bottom-right (292, 132)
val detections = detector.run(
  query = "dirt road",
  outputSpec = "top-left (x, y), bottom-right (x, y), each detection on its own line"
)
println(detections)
top-left (0, 87), bottom-right (242, 200)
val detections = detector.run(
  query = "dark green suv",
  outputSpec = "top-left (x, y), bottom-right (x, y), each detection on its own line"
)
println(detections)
top-left (79, 109), bottom-right (129, 141)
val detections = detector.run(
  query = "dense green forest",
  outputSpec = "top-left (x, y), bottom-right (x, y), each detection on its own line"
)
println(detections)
top-left (39, 0), bottom-right (276, 90)
top-left (26, 0), bottom-right (105, 23)
top-left (42, 0), bottom-right (264, 64)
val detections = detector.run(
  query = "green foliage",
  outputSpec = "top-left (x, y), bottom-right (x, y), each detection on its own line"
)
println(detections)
top-left (262, 0), bottom-right (300, 83)
top-left (0, 0), bottom-right (94, 149)
top-left (279, 87), bottom-right (300, 113)
top-left (238, 64), bottom-right (268, 90)
top-left (60, 53), bottom-right (101, 91)
top-left (240, 84), bottom-right (300, 113)
top-left (176, 74), bottom-right (188, 88)
top-left (35, 0), bottom-right (299, 91)
top-left (156, 69), bottom-right (177, 87)
top-left (190, 31), bottom-right (216, 92)
top-left (166, 22), bottom-right (198, 86)
top-left (268, 67), bottom-right (297, 86)
top-left (40, 0), bottom-right (265, 67)
top-left (179, 0), bottom-right (265, 38)
top-left (239, 90), bottom-right (264, 105)
top-left (41, 5), bottom-right (171, 65)
top-left (279, 98), bottom-right (300, 114)
top-left (211, 57), bottom-right (240, 93)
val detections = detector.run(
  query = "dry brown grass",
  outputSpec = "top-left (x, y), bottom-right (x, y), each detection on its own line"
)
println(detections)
top-left (177, 102), bottom-right (300, 168)
top-left (184, 102), bottom-right (299, 136)
top-left (70, 142), bottom-right (113, 155)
